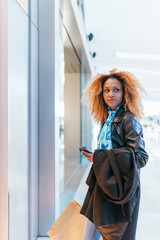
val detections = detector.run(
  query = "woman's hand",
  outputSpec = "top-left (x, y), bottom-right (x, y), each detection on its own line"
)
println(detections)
top-left (81, 151), bottom-right (93, 163)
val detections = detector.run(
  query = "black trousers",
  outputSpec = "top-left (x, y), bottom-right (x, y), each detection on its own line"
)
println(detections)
top-left (121, 196), bottom-right (140, 240)
top-left (97, 197), bottom-right (140, 240)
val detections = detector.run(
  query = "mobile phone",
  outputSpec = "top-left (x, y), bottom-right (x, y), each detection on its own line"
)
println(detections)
top-left (79, 146), bottom-right (92, 154)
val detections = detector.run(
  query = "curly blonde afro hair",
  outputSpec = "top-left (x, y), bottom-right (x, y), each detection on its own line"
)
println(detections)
top-left (82, 69), bottom-right (146, 124)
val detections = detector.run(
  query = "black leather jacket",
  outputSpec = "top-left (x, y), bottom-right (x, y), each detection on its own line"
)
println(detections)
top-left (80, 105), bottom-right (149, 230)
top-left (99, 104), bottom-right (148, 169)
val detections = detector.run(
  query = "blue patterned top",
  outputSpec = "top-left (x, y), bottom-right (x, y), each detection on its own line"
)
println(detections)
top-left (97, 105), bottom-right (121, 150)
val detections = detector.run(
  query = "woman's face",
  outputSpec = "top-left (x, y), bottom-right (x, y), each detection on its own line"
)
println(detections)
top-left (103, 78), bottom-right (123, 110)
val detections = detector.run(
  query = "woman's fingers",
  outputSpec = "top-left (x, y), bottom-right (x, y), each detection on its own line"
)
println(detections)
top-left (81, 151), bottom-right (91, 158)
top-left (82, 151), bottom-right (90, 157)
top-left (81, 151), bottom-right (93, 162)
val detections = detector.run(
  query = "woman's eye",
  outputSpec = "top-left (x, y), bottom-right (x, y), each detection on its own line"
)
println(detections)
top-left (114, 88), bottom-right (119, 92)
top-left (104, 89), bottom-right (109, 93)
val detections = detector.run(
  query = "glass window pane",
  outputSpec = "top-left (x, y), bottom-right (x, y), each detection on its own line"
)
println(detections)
top-left (59, 24), bottom-right (89, 213)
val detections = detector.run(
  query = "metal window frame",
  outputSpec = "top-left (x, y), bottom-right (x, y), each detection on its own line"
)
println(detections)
top-left (38, 0), bottom-right (60, 236)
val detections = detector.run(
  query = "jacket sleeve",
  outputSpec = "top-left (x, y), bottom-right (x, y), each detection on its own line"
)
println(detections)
top-left (123, 115), bottom-right (148, 168)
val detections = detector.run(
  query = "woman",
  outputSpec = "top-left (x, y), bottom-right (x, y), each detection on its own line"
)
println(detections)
top-left (80, 69), bottom-right (148, 240)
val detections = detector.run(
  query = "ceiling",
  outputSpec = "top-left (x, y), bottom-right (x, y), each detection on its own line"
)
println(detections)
top-left (60, 0), bottom-right (94, 74)
top-left (84, 0), bottom-right (160, 101)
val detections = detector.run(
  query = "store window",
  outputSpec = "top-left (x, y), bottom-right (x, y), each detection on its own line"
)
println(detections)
top-left (58, 18), bottom-right (90, 213)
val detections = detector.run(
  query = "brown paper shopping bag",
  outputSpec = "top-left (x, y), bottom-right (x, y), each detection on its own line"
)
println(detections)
top-left (47, 199), bottom-right (87, 240)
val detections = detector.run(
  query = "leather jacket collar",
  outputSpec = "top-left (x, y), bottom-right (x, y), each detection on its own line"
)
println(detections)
top-left (112, 104), bottom-right (126, 123)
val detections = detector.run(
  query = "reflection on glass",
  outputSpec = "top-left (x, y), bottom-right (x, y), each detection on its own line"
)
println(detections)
top-left (58, 25), bottom-right (89, 213)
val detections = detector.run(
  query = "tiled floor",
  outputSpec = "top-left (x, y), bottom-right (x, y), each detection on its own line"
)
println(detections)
top-left (74, 126), bottom-right (160, 240)
top-left (136, 151), bottom-right (160, 239)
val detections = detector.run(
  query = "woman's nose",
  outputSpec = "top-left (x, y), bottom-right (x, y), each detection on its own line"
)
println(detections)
top-left (109, 91), bottom-right (114, 97)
